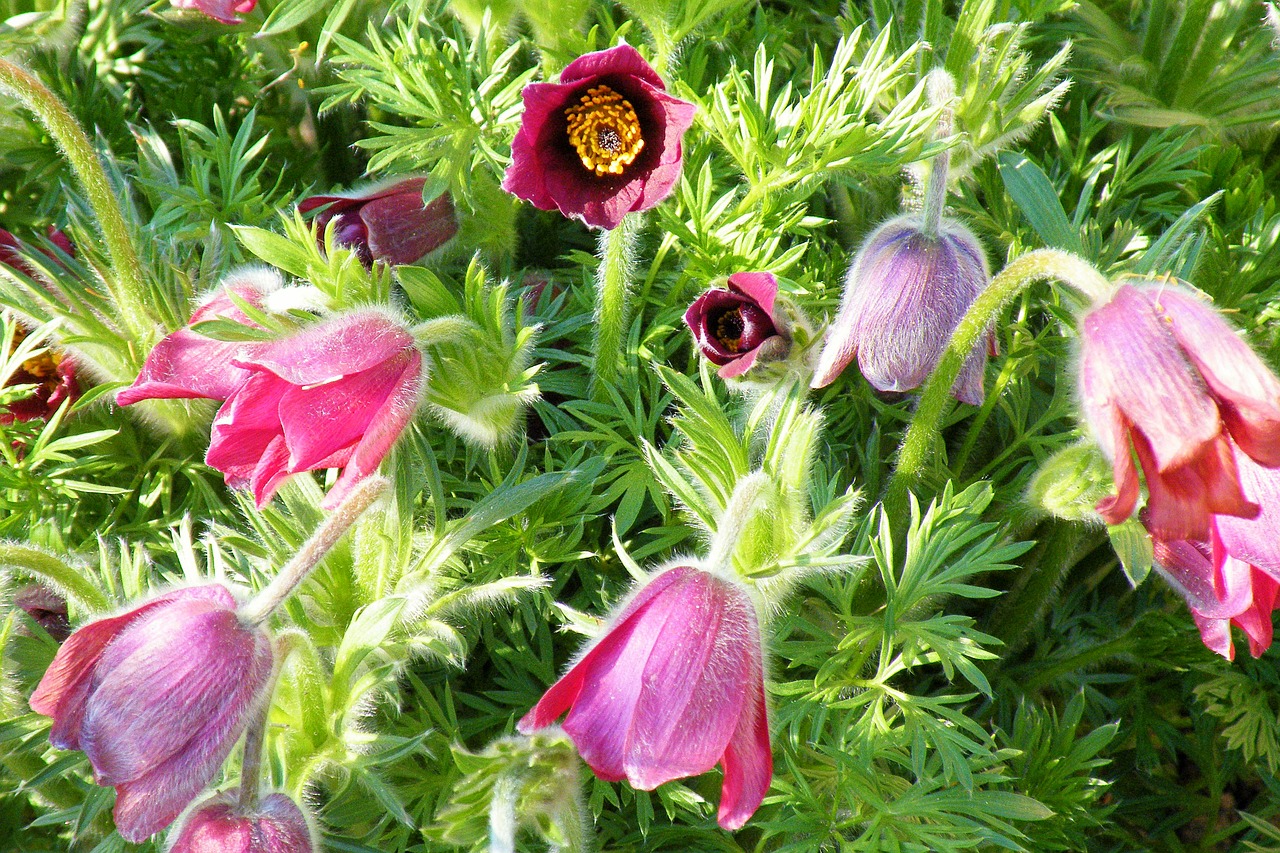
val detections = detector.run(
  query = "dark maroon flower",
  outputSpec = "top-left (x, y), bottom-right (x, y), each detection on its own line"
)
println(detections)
top-left (2, 325), bottom-right (79, 424)
top-left (502, 44), bottom-right (696, 230)
top-left (298, 177), bottom-right (457, 268)
top-left (685, 272), bottom-right (791, 379)
top-left (0, 227), bottom-right (74, 278)
top-left (14, 584), bottom-right (71, 642)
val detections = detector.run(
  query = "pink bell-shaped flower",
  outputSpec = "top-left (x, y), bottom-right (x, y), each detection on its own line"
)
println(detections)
top-left (298, 177), bottom-right (458, 268)
top-left (1077, 282), bottom-right (1280, 541)
top-left (29, 584), bottom-right (275, 842)
top-left (685, 272), bottom-right (791, 380)
top-left (518, 564), bottom-right (771, 831)
top-left (169, 792), bottom-right (317, 853)
top-left (204, 309), bottom-right (425, 509)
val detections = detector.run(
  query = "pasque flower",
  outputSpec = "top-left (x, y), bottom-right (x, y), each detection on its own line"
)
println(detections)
top-left (116, 269), bottom-right (280, 407)
top-left (170, 792), bottom-right (316, 853)
top-left (518, 564), bottom-right (771, 831)
top-left (29, 584), bottom-right (274, 842)
top-left (1077, 282), bottom-right (1280, 541)
top-left (685, 272), bottom-right (791, 380)
top-left (0, 226), bottom-right (74, 277)
top-left (3, 324), bottom-right (78, 424)
top-left (169, 0), bottom-right (257, 24)
top-left (811, 214), bottom-right (993, 404)
top-left (204, 310), bottom-right (424, 510)
top-left (502, 44), bottom-right (696, 230)
top-left (298, 177), bottom-right (458, 268)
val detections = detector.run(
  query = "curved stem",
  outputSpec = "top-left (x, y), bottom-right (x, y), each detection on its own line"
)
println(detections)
top-left (237, 703), bottom-right (268, 812)
top-left (0, 58), bottom-right (154, 345)
top-left (591, 216), bottom-right (637, 392)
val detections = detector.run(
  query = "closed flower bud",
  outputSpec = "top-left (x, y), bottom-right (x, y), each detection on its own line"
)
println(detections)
top-left (29, 584), bottom-right (275, 842)
top-left (518, 564), bottom-right (771, 831)
top-left (811, 214), bottom-right (993, 404)
top-left (298, 177), bottom-right (457, 268)
top-left (13, 584), bottom-right (70, 642)
top-left (685, 272), bottom-right (791, 380)
top-left (169, 793), bottom-right (316, 853)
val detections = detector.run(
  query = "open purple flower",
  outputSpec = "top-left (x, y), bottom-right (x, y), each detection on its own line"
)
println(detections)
top-left (685, 272), bottom-right (791, 379)
top-left (29, 584), bottom-right (274, 842)
top-left (169, 0), bottom-right (257, 24)
top-left (1077, 282), bottom-right (1280, 541)
top-left (518, 564), bottom-right (771, 831)
top-left (298, 177), bottom-right (457, 268)
top-left (205, 310), bottom-right (424, 510)
top-left (170, 792), bottom-right (316, 853)
top-left (502, 44), bottom-right (696, 230)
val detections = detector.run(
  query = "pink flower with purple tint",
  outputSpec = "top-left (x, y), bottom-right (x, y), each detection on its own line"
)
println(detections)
top-left (685, 272), bottom-right (791, 380)
top-left (502, 44), bottom-right (696, 230)
top-left (298, 177), bottom-right (457, 268)
top-left (116, 269), bottom-right (280, 407)
top-left (170, 792), bottom-right (316, 853)
top-left (204, 310), bottom-right (424, 510)
top-left (29, 584), bottom-right (274, 842)
top-left (1077, 282), bottom-right (1280, 541)
top-left (169, 0), bottom-right (257, 24)
top-left (811, 214), bottom-right (993, 403)
top-left (518, 564), bottom-right (771, 831)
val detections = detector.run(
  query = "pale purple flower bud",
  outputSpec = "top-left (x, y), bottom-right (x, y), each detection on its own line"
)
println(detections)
top-left (29, 584), bottom-right (275, 842)
top-left (169, 793), bottom-right (316, 853)
top-left (1077, 282), bottom-right (1280, 541)
top-left (518, 564), bottom-right (771, 831)
top-left (811, 214), bottom-right (993, 404)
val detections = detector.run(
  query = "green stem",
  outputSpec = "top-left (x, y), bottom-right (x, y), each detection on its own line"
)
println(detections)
top-left (884, 249), bottom-right (1112, 520)
top-left (0, 58), bottom-right (154, 346)
top-left (591, 216), bottom-right (637, 392)
top-left (919, 71), bottom-right (954, 240)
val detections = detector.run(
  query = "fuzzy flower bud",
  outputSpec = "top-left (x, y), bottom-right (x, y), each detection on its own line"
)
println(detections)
top-left (685, 272), bottom-right (792, 380)
top-left (811, 214), bottom-right (993, 404)
top-left (518, 563), bottom-right (771, 831)
top-left (169, 793), bottom-right (317, 853)
top-left (298, 177), bottom-right (458, 268)
top-left (29, 584), bottom-right (275, 842)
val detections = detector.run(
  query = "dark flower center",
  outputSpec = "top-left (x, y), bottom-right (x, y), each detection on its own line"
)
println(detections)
top-left (714, 307), bottom-right (747, 352)
top-left (8, 326), bottom-right (61, 388)
top-left (565, 85), bottom-right (645, 176)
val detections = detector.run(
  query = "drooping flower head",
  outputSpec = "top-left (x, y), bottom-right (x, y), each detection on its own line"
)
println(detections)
top-left (518, 564), bottom-right (771, 831)
top-left (502, 44), bottom-right (697, 230)
top-left (169, 792), bottom-right (317, 853)
top-left (811, 213), bottom-right (993, 404)
top-left (205, 310), bottom-right (425, 509)
top-left (685, 272), bottom-right (792, 380)
top-left (1077, 281), bottom-right (1280, 541)
top-left (29, 584), bottom-right (275, 842)
top-left (169, 0), bottom-right (257, 24)
top-left (298, 177), bottom-right (458, 268)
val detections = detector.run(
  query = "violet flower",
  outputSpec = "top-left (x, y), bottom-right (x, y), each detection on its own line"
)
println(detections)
top-left (169, 0), bottom-right (257, 24)
top-left (518, 564), bottom-right (771, 831)
top-left (29, 584), bottom-right (274, 842)
top-left (204, 310), bottom-right (424, 510)
top-left (298, 177), bottom-right (458, 268)
top-left (811, 214), bottom-right (993, 404)
top-left (1077, 282), bottom-right (1280, 541)
top-left (685, 272), bottom-right (791, 380)
top-left (170, 793), bottom-right (316, 853)
top-left (502, 44), bottom-right (696, 230)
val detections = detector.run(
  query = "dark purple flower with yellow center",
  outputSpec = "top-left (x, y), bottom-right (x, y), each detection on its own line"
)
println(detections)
top-left (502, 44), bottom-right (696, 230)
top-left (298, 177), bottom-right (457, 268)
top-left (685, 272), bottom-right (791, 379)
top-left (2, 325), bottom-right (79, 424)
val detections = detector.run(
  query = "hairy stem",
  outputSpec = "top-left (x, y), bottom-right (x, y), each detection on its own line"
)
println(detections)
top-left (592, 216), bottom-right (637, 392)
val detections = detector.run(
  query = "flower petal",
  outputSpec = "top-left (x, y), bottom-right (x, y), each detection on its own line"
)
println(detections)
top-left (717, 668), bottom-right (771, 831)
top-left (242, 312), bottom-right (415, 387)
top-left (561, 44), bottom-right (665, 89)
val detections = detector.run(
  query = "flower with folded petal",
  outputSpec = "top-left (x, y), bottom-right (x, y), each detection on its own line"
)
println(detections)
top-left (1077, 281), bottom-right (1280, 541)
top-left (2, 324), bottom-right (78, 424)
top-left (502, 44), bottom-right (696, 230)
top-left (518, 564), bottom-right (771, 831)
top-left (298, 177), bottom-right (458, 268)
top-left (29, 584), bottom-right (274, 842)
top-left (685, 272), bottom-right (792, 380)
top-left (169, 0), bottom-right (256, 24)
top-left (116, 268), bottom-right (281, 407)
top-left (170, 792), bottom-right (317, 853)
top-left (205, 310), bottom-right (425, 509)
top-left (811, 214), bottom-right (993, 403)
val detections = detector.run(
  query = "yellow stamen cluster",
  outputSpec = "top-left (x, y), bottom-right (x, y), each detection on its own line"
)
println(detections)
top-left (565, 85), bottom-right (645, 177)
top-left (10, 326), bottom-right (61, 384)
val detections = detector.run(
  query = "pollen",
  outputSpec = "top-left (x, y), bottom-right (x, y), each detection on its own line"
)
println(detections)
top-left (565, 85), bottom-right (645, 176)
top-left (714, 308), bottom-right (745, 352)
top-left (10, 326), bottom-right (60, 382)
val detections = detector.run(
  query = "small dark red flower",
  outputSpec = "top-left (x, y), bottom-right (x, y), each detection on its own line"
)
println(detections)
top-left (2, 325), bottom-right (79, 424)
top-left (298, 177), bottom-right (457, 268)
top-left (0, 227), bottom-right (74, 278)
top-left (502, 44), bottom-right (696, 230)
top-left (14, 584), bottom-right (71, 642)
top-left (685, 272), bottom-right (790, 379)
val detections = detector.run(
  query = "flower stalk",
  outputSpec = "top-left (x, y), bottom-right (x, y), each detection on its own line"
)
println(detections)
top-left (919, 70), bottom-right (954, 240)
top-left (592, 215), bottom-right (637, 391)
top-left (237, 701), bottom-right (268, 812)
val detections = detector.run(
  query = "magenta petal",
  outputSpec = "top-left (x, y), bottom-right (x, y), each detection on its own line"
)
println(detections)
top-left (726, 272), bottom-right (779, 318)
top-left (1212, 453), bottom-right (1280, 579)
top-left (561, 44), bottom-right (665, 89)
top-left (1191, 610), bottom-right (1235, 660)
top-left (117, 329), bottom-right (256, 405)
top-left (718, 349), bottom-right (763, 380)
top-left (243, 312), bottom-right (415, 386)
top-left (249, 435), bottom-right (294, 508)
top-left (717, 676), bottom-right (772, 831)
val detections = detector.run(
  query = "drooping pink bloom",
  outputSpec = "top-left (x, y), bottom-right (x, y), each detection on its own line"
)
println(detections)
top-left (502, 44), bottom-right (697, 230)
top-left (116, 269), bottom-right (280, 407)
top-left (298, 178), bottom-right (457, 268)
top-left (204, 310), bottom-right (424, 510)
top-left (1078, 282), bottom-right (1280, 541)
top-left (170, 792), bottom-right (316, 853)
top-left (518, 564), bottom-right (771, 831)
top-left (811, 214), bottom-right (993, 403)
top-left (169, 0), bottom-right (257, 24)
top-left (29, 584), bottom-right (274, 842)
top-left (685, 272), bottom-right (791, 380)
